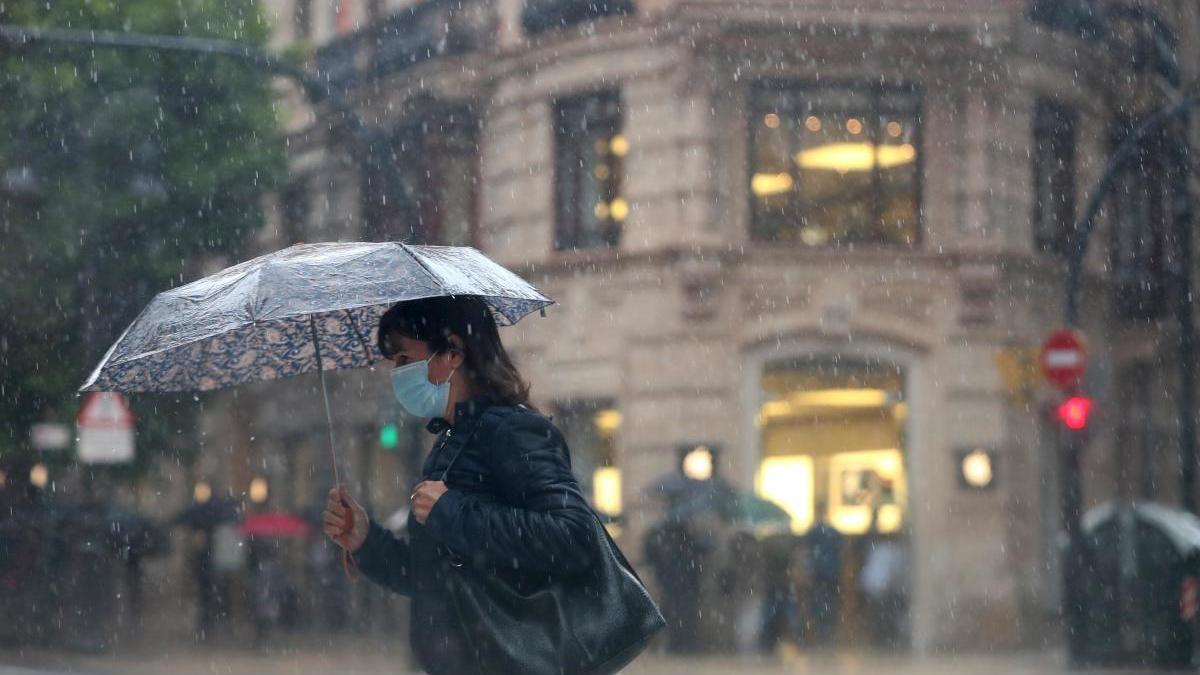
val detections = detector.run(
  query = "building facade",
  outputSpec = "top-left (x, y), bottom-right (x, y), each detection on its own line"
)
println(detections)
top-left (206, 0), bottom-right (1199, 652)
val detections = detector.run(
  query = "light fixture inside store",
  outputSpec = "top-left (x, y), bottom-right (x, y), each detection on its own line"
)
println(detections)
top-left (594, 409), bottom-right (623, 435)
top-left (30, 463), bottom-right (48, 489)
top-left (756, 456), bottom-right (814, 533)
top-left (609, 134), bottom-right (629, 157)
top-left (805, 115), bottom-right (822, 131)
top-left (751, 172), bottom-right (794, 196)
top-left (792, 389), bottom-right (891, 408)
top-left (796, 143), bottom-right (916, 172)
top-left (249, 477), bottom-right (269, 504)
top-left (609, 198), bottom-right (630, 221)
top-left (682, 446), bottom-right (714, 481)
top-left (961, 448), bottom-right (995, 489)
top-left (194, 481), bottom-right (213, 504)
top-left (764, 113), bottom-right (781, 129)
top-left (846, 118), bottom-right (863, 135)
top-left (593, 467), bottom-right (622, 516)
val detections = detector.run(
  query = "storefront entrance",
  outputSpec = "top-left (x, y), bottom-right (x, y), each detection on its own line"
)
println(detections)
top-left (756, 356), bottom-right (910, 648)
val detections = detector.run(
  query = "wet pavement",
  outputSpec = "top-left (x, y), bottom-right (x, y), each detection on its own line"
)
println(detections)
top-left (0, 641), bottom-right (1194, 675)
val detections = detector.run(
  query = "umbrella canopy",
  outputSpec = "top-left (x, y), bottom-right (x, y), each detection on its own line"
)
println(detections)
top-left (240, 512), bottom-right (312, 539)
top-left (80, 242), bottom-right (554, 393)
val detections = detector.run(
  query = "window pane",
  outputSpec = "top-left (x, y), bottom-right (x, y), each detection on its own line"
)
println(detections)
top-left (751, 84), bottom-right (921, 246)
top-left (554, 91), bottom-right (623, 250)
top-left (1032, 101), bottom-right (1076, 256)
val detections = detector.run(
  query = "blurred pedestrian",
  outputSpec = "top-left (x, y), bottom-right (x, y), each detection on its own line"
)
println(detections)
top-left (252, 548), bottom-right (287, 648)
top-left (758, 531), bottom-right (802, 653)
top-left (645, 518), bottom-right (705, 654)
top-left (806, 500), bottom-right (843, 645)
top-left (858, 529), bottom-right (908, 649)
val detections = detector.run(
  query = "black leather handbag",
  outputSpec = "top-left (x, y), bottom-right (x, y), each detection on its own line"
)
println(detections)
top-left (437, 412), bottom-right (665, 675)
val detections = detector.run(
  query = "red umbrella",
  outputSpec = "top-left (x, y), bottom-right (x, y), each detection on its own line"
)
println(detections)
top-left (239, 512), bottom-right (312, 539)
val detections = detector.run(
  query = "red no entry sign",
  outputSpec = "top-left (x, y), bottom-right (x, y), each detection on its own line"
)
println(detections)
top-left (1040, 329), bottom-right (1088, 390)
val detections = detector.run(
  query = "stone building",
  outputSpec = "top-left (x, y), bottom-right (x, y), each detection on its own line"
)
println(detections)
top-left (201, 0), bottom-right (1200, 652)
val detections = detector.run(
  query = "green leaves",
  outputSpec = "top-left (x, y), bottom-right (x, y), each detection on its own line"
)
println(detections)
top-left (0, 0), bottom-right (286, 466)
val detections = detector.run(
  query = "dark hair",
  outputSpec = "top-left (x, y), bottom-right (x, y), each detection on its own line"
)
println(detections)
top-left (376, 296), bottom-right (531, 406)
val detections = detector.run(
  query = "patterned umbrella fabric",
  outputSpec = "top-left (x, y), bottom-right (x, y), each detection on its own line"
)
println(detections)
top-left (80, 242), bottom-right (553, 392)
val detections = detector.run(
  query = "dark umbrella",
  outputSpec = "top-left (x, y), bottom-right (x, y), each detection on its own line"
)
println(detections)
top-left (173, 497), bottom-right (241, 530)
top-left (80, 242), bottom-right (554, 482)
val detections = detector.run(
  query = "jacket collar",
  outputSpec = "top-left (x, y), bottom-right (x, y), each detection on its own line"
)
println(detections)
top-left (425, 396), bottom-right (493, 435)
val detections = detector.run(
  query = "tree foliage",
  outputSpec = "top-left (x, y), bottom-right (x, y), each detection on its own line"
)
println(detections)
top-left (0, 0), bottom-right (285, 465)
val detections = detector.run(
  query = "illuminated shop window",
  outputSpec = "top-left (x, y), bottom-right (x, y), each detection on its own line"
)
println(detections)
top-left (556, 400), bottom-right (622, 517)
top-left (553, 91), bottom-right (625, 250)
top-left (750, 83), bottom-right (921, 246)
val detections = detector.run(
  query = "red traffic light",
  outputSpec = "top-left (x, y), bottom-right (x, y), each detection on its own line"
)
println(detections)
top-left (1056, 396), bottom-right (1093, 431)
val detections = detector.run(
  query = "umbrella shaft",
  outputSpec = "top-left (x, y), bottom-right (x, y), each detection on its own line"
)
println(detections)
top-left (309, 315), bottom-right (340, 486)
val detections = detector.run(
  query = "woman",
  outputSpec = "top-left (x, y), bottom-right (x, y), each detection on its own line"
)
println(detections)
top-left (321, 296), bottom-right (600, 674)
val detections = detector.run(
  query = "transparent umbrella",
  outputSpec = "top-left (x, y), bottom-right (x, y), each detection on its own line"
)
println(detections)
top-left (80, 241), bottom-right (554, 483)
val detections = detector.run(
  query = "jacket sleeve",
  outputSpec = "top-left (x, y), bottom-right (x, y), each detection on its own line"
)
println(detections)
top-left (352, 519), bottom-right (412, 596)
top-left (424, 413), bottom-right (598, 576)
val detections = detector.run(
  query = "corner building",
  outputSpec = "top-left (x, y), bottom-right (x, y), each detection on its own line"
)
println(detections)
top-left (250, 0), bottom-right (1197, 652)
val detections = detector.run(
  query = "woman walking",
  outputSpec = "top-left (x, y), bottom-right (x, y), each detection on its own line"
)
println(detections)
top-left (322, 296), bottom-right (661, 674)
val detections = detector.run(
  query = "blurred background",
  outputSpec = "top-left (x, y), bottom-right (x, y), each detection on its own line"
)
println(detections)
top-left (4, 0), bottom-right (1200, 672)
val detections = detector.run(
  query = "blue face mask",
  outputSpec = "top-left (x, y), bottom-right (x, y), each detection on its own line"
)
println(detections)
top-left (391, 356), bottom-right (456, 419)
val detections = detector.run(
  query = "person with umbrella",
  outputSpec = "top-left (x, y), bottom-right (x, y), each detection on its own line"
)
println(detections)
top-left (85, 243), bottom-right (662, 673)
top-left (323, 295), bottom-right (660, 674)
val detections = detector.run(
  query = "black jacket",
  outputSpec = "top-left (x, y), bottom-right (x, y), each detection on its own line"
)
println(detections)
top-left (353, 399), bottom-right (598, 675)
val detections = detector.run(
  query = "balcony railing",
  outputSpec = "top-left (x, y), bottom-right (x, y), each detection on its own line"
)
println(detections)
top-left (315, 0), bottom-right (492, 87)
top-left (521, 0), bottom-right (635, 37)
top-left (1026, 0), bottom-right (1103, 41)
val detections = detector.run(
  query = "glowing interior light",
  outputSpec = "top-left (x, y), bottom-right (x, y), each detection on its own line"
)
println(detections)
top-left (593, 467), bottom-right (622, 516)
top-left (751, 172), bottom-right (795, 196)
top-left (30, 463), bottom-right (48, 489)
top-left (593, 409), bottom-right (622, 435)
top-left (805, 115), bottom-right (822, 131)
top-left (846, 118), bottom-right (863, 135)
top-left (756, 456), bottom-right (814, 533)
top-left (764, 113), bottom-right (781, 129)
top-left (194, 481), bottom-right (213, 504)
top-left (961, 449), bottom-right (994, 488)
top-left (682, 446), bottom-right (714, 481)
top-left (609, 198), bottom-right (630, 221)
top-left (609, 134), bottom-right (630, 157)
top-left (249, 477), bottom-right (269, 504)
top-left (795, 143), bottom-right (916, 172)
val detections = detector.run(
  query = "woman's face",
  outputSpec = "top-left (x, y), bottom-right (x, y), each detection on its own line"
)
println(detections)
top-left (387, 333), bottom-right (459, 385)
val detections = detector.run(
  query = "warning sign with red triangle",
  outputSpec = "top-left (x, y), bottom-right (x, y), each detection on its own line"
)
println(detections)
top-left (76, 392), bottom-right (135, 463)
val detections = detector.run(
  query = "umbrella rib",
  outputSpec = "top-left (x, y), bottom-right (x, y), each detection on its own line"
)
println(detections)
top-left (344, 309), bottom-right (373, 363)
top-left (398, 243), bottom-right (446, 292)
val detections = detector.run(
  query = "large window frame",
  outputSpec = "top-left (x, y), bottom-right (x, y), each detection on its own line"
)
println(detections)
top-left (1110, 119), bottom-right (1167, 320)
top-left (362, 107), bottom-right (479, 246)
top-left (1031, 100), bottom-right (1077, 257)
top-left (748, 81), bottom-right (924, 248)
top-left (553, 90), bottom-right (625, 252)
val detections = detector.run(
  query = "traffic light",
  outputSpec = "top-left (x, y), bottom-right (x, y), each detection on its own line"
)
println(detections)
top-left (379, 422), bottom-right (399, 450)
top-left (1056, 395), bottom-right (1093, 431)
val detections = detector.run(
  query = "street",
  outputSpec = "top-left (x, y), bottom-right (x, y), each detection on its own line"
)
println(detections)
top-left (0, 642), bottom-right (1194, 675)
